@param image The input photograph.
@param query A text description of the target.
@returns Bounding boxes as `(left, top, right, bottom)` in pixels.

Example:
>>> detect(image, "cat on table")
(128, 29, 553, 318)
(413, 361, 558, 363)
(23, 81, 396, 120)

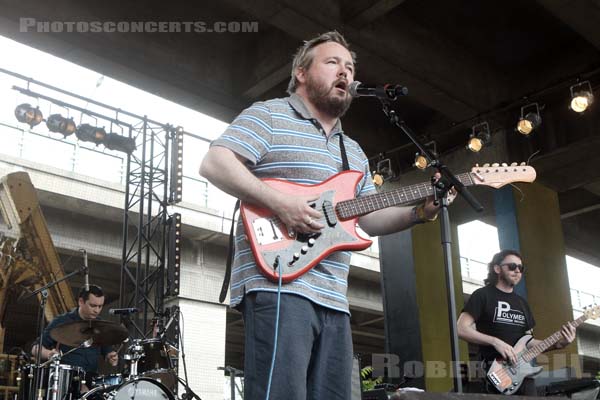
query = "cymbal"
(50, 319, 128, 347)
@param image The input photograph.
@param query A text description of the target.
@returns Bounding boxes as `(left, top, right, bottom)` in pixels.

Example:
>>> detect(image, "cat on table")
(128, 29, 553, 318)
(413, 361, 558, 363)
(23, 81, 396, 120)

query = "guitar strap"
(218, 133, 350, 303)
(338, 133, 350, 171)
(219, 199, 240, 303)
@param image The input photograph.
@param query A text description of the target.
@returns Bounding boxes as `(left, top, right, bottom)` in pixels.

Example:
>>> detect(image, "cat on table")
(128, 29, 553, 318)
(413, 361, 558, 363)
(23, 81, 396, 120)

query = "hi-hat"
(50, 320, 128, 347)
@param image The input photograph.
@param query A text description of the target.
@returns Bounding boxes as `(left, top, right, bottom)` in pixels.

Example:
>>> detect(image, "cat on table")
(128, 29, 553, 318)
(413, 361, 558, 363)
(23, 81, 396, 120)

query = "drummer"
(33, 285, 119, 381)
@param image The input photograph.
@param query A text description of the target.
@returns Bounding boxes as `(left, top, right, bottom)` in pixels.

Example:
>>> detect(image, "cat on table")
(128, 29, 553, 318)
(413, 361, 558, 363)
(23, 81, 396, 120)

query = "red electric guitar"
(240, 163, 536, 282)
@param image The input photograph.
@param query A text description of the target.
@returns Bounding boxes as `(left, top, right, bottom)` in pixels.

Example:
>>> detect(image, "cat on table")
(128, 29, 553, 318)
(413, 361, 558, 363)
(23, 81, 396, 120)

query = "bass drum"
(111, 378, 174, 400)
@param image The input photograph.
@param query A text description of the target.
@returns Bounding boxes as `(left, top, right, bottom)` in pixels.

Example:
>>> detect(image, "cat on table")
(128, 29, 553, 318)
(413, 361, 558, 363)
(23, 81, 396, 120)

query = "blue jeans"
(241, 291, 353, 400)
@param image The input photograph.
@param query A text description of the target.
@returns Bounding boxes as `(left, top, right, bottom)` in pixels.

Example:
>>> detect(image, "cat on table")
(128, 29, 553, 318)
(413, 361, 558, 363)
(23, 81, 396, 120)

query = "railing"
(570, 288, 600, 312)
(1, 121, 126, 183)
(0, 120, 217, 209)
(459, 256, 488, 282)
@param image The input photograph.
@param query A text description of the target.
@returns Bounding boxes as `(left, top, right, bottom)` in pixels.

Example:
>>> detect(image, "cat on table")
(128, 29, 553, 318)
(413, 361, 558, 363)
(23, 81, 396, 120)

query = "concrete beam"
(537, 0, 600, 50)
(243, 62, 291, 99)
(347, 0, 408, 28)
(222, 0, 508, 120)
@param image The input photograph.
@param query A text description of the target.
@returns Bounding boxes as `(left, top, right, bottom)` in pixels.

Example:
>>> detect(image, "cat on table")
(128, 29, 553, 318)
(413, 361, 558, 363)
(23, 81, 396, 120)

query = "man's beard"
(498, 270, 517, 287)
(305, 73, 353, 119)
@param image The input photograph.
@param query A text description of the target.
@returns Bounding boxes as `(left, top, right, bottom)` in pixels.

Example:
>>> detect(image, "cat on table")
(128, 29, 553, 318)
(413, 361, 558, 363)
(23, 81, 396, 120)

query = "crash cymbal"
(50, 319, 128, 347)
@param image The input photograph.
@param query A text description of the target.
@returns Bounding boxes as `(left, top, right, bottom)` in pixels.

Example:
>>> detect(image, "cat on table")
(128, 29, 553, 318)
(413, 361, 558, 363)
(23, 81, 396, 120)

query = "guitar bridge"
(488, 372, 501, 386)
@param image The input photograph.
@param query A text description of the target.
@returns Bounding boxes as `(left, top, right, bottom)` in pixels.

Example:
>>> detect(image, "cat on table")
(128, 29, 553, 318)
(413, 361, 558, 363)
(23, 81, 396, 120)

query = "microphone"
(348, 81, 408, 101)
(108, 307, 139, 315)
(82, 249, 89, 291)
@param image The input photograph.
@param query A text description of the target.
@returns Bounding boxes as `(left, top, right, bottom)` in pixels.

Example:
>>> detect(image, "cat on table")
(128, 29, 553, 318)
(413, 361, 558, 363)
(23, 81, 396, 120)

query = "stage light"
(376, 158, 393, 177)
(76, 124, 106, 145)
(14, 103, 43, 127)
(570, 81, 594, 113)
(516, 103, 542, 136)
(467, 122, 491, 153)
(167, 213, 181, 296)
(372, 172, 384, 187)
(414, 154, 429, 170)
(104, 133, 136, 154)
(169, 127, 184, 204)
(46, 114, 76, 137)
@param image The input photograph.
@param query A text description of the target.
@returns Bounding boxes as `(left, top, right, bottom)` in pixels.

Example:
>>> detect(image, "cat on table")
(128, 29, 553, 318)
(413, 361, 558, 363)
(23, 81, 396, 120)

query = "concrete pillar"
(177, 241, 229, 400)
(412, 220, 469, 391)
(379, 219, 468, 392)
(178, 298, 227, 400)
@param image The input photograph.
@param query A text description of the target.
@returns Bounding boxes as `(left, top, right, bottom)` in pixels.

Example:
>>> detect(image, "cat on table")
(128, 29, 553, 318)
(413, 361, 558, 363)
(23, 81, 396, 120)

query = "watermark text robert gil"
(20, 18, 259, 33)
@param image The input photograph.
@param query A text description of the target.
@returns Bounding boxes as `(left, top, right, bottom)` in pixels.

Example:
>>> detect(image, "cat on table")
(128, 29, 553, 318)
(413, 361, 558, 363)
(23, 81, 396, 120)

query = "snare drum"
(18, 363, 84, 400)
(137, 339, 176, 390)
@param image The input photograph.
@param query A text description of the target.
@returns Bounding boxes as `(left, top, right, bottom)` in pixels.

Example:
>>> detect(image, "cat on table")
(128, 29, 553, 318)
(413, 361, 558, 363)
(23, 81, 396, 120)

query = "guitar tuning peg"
(501, 163, 508, 167)
(520, 162, 526, 166)
(492, 163, 499, 167)
(475, 163, 479, 167)
(510, 162, 517, 166)
(483, 163, 490, 167)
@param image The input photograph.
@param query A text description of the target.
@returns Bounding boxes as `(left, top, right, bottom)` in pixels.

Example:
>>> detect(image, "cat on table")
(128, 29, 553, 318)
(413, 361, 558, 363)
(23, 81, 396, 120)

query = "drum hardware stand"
(218, 366, 243, 400)
(123, 339, 145, 378)
(20, 264, 89, 400)
(176, 376, 201, 400)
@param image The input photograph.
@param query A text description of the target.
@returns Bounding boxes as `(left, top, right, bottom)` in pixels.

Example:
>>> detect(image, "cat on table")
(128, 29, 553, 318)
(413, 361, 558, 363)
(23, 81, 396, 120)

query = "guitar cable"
(265, 255, 282, 400)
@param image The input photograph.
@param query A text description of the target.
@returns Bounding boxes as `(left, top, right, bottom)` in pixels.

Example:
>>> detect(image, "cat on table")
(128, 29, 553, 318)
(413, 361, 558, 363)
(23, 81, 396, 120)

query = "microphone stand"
(20, 264, 88, 400)
(378, 99, 484, 393)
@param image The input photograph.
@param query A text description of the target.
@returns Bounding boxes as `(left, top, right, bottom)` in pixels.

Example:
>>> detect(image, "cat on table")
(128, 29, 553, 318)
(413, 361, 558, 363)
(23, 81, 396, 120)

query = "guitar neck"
(521, 315, 587, 362)
(335, 172, 474, 219)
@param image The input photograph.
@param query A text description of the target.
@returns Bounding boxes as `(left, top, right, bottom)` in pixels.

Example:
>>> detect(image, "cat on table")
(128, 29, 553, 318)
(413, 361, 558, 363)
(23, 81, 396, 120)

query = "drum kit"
(17, 319, 179, 400)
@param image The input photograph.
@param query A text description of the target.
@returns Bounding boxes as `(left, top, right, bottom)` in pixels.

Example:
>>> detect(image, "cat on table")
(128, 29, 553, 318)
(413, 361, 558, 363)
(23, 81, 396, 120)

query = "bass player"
(457, 249, 576, 395)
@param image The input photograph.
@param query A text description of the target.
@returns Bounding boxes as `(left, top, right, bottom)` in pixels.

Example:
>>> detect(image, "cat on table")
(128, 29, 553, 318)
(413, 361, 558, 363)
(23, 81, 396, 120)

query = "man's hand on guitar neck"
(427, 172, 458, 218)
(556, 322, 576, 348)
(528, 322, 576, 351)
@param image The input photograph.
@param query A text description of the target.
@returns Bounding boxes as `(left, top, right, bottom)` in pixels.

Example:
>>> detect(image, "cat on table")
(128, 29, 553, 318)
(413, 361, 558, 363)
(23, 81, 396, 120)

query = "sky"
(1, 34, 598, 303)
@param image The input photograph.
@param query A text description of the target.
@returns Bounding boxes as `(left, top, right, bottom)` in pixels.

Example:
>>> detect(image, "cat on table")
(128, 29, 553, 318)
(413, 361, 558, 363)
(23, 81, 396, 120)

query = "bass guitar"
(241, 162, 536, 282)
(487, 305, 600, 395)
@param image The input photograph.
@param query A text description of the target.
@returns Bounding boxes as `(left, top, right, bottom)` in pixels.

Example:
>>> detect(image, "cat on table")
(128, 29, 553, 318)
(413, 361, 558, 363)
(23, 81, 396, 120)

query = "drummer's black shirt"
(41, 308, 112, 373)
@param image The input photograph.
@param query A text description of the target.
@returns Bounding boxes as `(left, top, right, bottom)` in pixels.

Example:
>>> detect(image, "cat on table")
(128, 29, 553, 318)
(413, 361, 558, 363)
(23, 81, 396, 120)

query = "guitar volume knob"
(301, 245, 309, 254)
(290, 253, 300, 264)
(308, 238, 316, 246)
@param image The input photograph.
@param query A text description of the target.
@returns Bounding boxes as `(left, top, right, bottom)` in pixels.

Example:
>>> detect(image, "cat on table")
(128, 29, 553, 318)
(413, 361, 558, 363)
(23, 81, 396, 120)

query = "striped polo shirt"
(211, 93, 376, 313)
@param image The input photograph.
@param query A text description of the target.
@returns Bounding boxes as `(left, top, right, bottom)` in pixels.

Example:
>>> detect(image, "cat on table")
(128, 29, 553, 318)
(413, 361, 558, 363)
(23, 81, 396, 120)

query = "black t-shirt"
(42, 308, 112, 373)
(462, 285, 535, 363)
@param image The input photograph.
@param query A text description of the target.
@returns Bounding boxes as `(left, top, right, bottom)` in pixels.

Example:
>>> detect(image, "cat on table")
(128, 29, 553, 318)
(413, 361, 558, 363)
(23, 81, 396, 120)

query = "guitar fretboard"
(521, 314, 586, 362)
(335, 172, 474, 219)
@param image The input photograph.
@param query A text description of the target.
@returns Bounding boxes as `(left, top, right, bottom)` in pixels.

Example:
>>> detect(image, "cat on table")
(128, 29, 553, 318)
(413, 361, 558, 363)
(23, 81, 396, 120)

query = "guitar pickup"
(322, 200, 337, 226)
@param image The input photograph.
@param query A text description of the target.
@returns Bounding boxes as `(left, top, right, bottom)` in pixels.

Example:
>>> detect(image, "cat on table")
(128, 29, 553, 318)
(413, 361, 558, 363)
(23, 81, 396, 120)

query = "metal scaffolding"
(2, 67, 181, 340)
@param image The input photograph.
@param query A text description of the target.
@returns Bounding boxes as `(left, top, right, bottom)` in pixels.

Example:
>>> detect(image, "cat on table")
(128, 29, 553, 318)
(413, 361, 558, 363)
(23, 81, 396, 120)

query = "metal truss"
(2, 67, 181, 341)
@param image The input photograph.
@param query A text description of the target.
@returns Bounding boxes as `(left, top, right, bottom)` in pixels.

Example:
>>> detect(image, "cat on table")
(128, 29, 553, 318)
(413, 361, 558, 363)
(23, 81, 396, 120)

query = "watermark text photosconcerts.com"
(20, 19, 259, 33)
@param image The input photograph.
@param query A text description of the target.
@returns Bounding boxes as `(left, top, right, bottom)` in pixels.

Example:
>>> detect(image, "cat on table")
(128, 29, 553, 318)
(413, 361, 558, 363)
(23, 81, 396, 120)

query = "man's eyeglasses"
(500, 262, 525, 273)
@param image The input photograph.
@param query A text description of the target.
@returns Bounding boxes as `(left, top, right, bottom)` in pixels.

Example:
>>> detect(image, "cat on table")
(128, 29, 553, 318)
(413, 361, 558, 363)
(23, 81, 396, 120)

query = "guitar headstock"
(470, 162, 536, 188)
(583, 304, 600, 320)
